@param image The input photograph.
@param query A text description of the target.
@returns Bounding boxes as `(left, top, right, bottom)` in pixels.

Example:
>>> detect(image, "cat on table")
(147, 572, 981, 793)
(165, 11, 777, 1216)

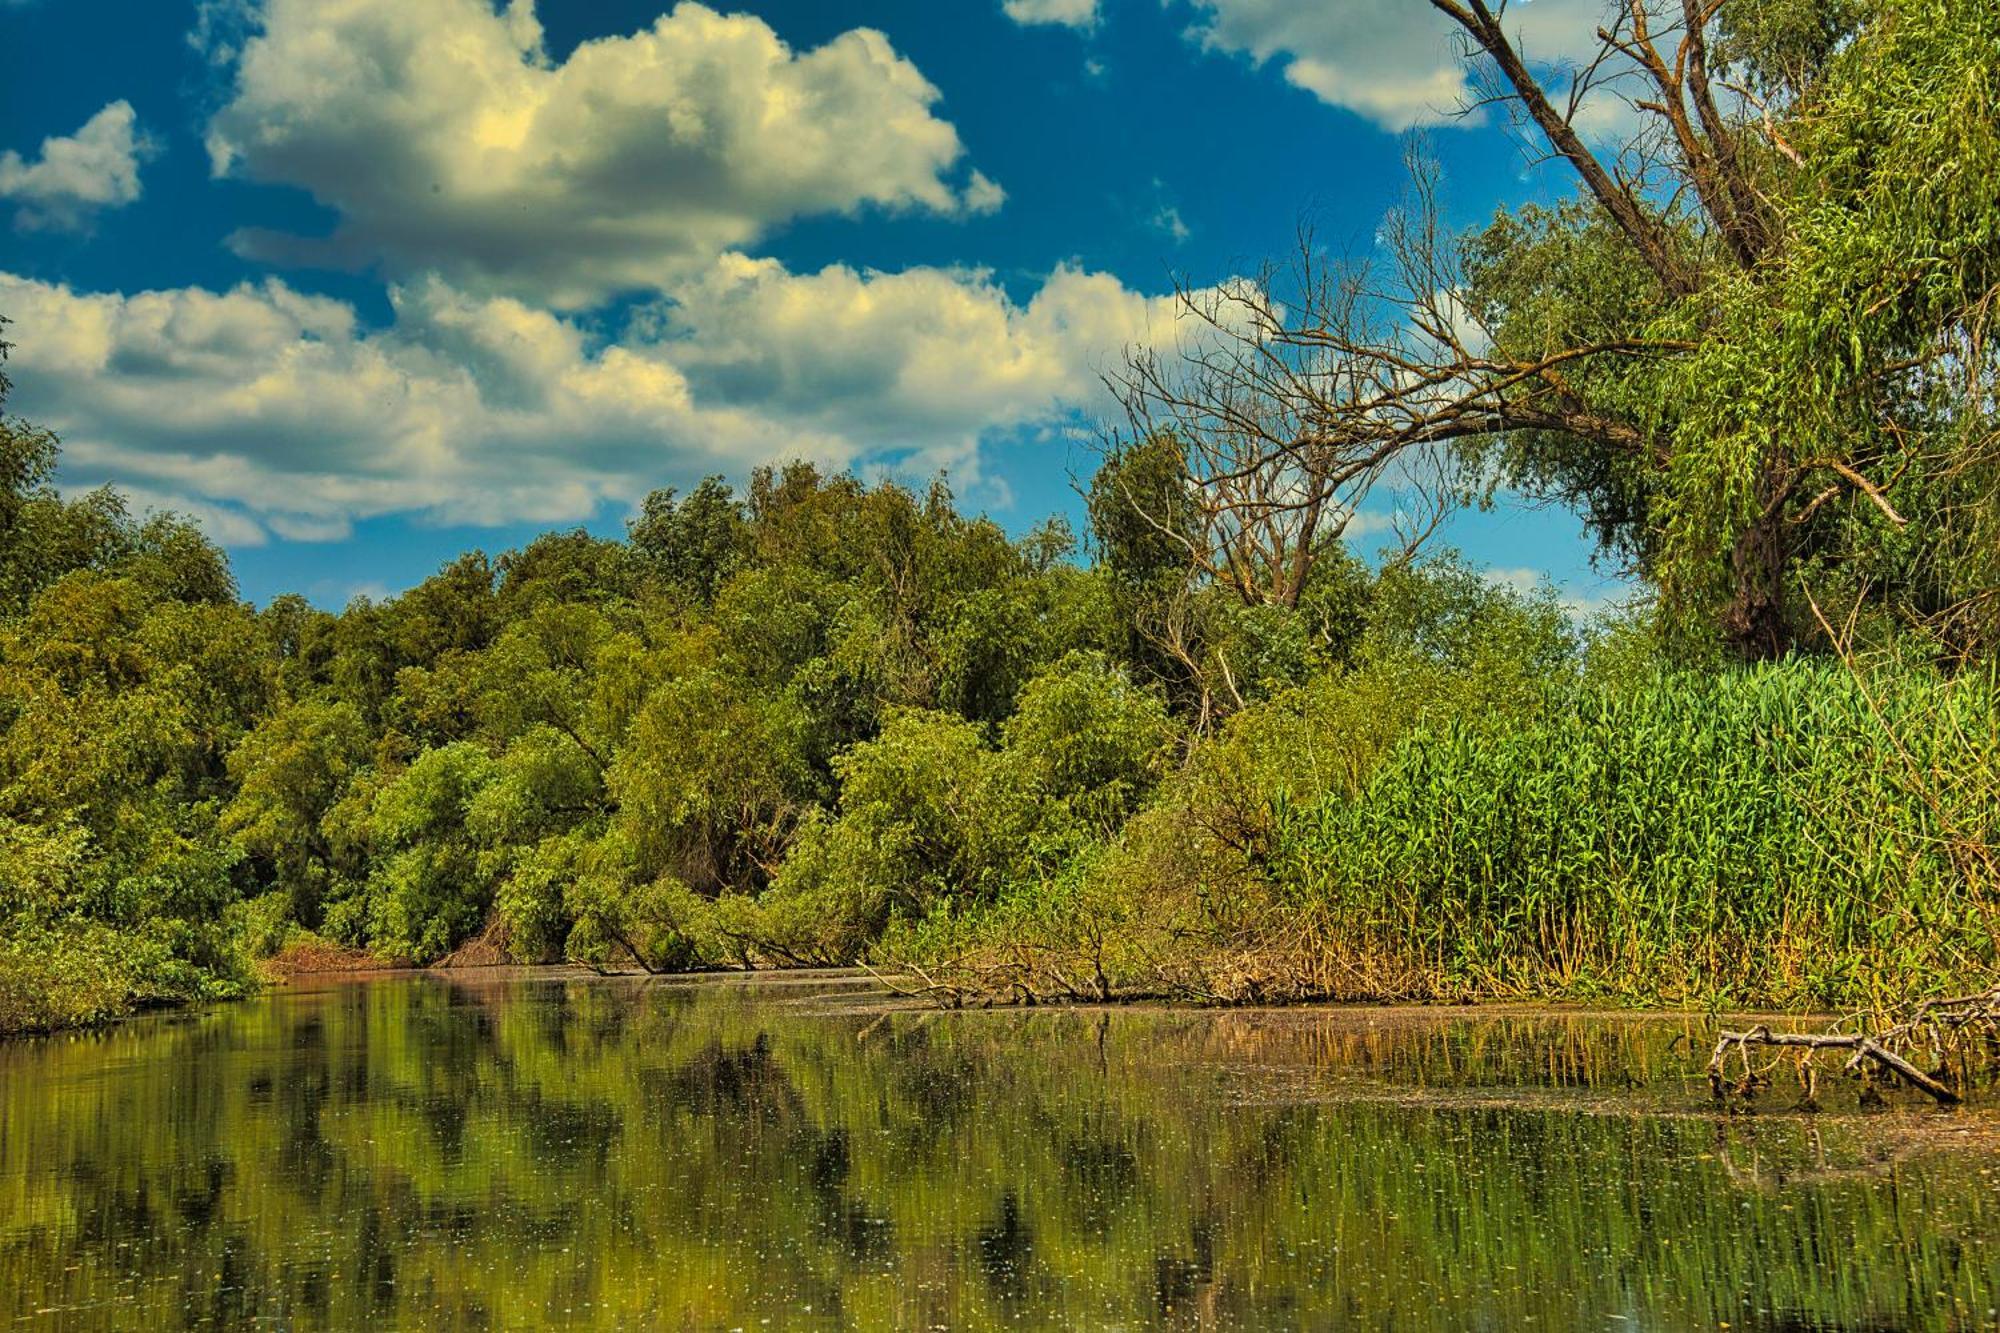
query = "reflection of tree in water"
(1747, 1317, 1909, 1333)
(515, 1091, 621, 1170)
(653, 1032, 805, 1125)
(1230, 1105, 1309, 1191)
(356, 1204, 401, 1319)
(1196, 1010, 1690, 1093)
(880, 1022, 979, 1148)
(68, 1157, 161, 1245)
(1153, 1215, 1217, 1321)
(418, 1088, 471, 1165)
(1059, 1131, 1138, 1238)
(6, 980, 2000, 1330)
(975, 1190, 1036, 1305)
(806, 1128, 895, 1262)
(171, 1156, 232, 1228)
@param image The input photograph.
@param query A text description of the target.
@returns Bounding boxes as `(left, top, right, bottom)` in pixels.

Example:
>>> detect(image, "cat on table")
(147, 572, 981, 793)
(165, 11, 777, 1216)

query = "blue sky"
(0, 0, 1629, 608)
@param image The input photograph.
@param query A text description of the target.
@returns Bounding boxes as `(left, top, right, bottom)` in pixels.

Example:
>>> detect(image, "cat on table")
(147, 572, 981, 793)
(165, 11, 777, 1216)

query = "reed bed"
(1272, 664, 2000, 1006)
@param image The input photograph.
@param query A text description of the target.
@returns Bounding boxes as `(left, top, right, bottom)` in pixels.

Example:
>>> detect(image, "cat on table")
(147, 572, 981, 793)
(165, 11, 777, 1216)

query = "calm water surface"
(4, 970, 1998, 1330)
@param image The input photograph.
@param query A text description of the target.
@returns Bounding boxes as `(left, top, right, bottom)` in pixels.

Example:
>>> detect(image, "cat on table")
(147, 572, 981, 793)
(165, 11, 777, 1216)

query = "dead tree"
(1106, 181, 1472, 613)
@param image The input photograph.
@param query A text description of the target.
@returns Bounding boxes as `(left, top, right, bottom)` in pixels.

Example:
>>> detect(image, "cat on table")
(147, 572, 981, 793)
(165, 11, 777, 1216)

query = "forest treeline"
(3, 0, 1998, 1031)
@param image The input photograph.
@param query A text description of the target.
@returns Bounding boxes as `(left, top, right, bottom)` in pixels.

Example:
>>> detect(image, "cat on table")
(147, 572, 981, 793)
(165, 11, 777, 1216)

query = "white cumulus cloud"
(201, 0, 1002, 308)
(0, 101, 149, 232)
(0, 257, 1192, 544)
(1185, 0, 1626, 132)
(654, 256, 1181, 455)
(1002, 0, 1100, 31)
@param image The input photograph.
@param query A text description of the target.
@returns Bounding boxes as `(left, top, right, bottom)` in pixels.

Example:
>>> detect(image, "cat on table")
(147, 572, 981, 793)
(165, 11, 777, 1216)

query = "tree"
(1000, 651, 1175, 834)
(1452, 0, 2000, 658)
(223, 698, 371, 927)
(1086, 433, 1198, 591)
(758, 708, 1025, 959)
(1107, 242, 1456, 613)
(496, 529, 641, 614)
(0, 326, 61, 613)
(628, 477, 747, 602)
(607, 668, 811, 896)
(1115, 0, 2000, 661)
(339, 741, 498, 962)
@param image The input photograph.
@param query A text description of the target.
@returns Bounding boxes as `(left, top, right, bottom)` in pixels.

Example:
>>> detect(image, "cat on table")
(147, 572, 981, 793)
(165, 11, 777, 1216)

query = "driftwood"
(861, 957, 972, 1008)
(1708, 989, 2000, 1108)
(864, 944, 1125, 1008)
(1708, 1025, 1960, 1105)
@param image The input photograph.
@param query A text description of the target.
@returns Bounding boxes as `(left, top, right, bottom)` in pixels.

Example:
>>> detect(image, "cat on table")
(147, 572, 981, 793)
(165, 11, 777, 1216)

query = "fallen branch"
(1711, 986, 2000, 1108)
(1708, 1023, 1961, 1106)
(859, 957, 970, 1009)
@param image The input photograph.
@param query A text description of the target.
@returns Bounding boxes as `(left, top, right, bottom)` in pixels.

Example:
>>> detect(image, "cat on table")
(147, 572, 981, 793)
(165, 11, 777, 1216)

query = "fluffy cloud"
(0, 258, 1186, 544)
(0, 269, 829, 540)
(112, 485, 275, 548)
(1002, 0, 1100, 31)
(202, 0, 1000, 307)
(0, 101, 149, 232)
(654, 257, 1179, 461)
(1185, 0, 1624, 131)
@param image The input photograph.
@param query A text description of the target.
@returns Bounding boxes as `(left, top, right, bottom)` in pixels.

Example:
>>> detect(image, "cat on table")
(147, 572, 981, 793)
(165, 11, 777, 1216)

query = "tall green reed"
(1273, 663, 2000, 1005)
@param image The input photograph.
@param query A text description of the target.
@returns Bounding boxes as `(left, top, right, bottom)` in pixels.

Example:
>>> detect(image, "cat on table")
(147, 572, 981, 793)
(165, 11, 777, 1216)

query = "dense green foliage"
(5, 377, 1994, 1021)
(1283, 668, 2000, 1001)
(0, 337, 264, 1031)
(3, 0, 1999, 1031)
(919, 655, 1999, 1009)
(1457, 0, 2000, 660)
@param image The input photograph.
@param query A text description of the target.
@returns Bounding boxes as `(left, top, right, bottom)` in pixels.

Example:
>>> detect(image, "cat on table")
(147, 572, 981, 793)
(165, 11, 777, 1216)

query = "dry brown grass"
(259, 934, 401, 978)
(435, 914, 515, 969)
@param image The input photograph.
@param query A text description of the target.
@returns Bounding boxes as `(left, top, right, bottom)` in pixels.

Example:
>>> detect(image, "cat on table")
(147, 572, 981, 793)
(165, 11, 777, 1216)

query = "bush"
(0, 916, 253, 1036)
(752, 710, 1023, 960)
(0, 925, 137, 1034)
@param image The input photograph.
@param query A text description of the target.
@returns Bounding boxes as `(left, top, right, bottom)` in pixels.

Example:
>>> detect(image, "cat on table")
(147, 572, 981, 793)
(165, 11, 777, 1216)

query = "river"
(3, 970, 1996, 1329)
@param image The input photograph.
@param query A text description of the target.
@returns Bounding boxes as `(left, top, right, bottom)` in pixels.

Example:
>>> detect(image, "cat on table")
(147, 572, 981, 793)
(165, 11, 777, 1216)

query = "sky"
(0, 0, 1634, 609)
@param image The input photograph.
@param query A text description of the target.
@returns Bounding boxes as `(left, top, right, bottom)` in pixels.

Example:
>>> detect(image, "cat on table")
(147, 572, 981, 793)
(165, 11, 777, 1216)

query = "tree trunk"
(1723, 481, 1792, 661)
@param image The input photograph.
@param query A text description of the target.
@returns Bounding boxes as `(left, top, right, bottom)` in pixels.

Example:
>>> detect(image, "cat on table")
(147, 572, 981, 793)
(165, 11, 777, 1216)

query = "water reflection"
(3, 973, 1997, 1329)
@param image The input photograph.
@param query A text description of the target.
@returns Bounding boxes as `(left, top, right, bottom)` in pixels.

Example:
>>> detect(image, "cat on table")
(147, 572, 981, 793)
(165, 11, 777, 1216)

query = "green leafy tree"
(1000, 651, 1175, 835)
(336, 742, 498, 963)
(629, 477, 748, 602)
(223, 698, 371, 929)
(758, 710, 1026, 960)
(1453, 0, 2000, 658)
(607, 668, 811, 896)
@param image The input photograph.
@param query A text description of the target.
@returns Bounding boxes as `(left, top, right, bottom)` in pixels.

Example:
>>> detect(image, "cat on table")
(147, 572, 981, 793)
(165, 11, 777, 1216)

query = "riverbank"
(29, 954, 1974, 1116)
(865, 665, 2000, 1014)
(30, 960, 1991, 1120)
(9, 434, 2000, 1045)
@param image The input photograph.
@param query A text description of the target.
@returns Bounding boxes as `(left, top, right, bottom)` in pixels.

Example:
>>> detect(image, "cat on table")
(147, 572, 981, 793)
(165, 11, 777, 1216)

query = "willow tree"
(1119, 0, 2000, 660)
